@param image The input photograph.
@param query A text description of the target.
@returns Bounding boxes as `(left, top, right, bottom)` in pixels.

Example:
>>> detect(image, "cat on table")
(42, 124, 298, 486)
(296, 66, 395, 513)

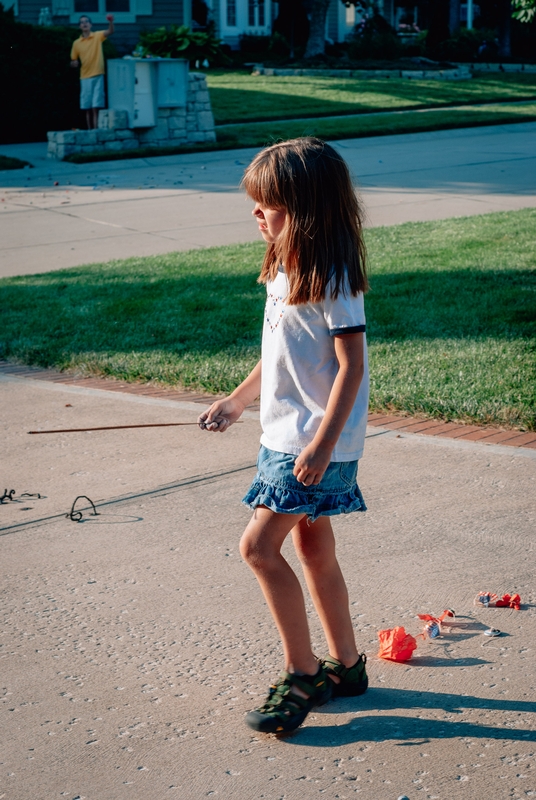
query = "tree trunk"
(498, 0, 512, 57)
(449, 0, 461, 34)
(426, 0, 450, 55)
(303, 0, 331, 58)
(382, 0, 395, 28)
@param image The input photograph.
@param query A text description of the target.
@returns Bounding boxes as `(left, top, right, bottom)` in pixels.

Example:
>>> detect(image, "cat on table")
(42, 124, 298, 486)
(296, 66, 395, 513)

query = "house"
(5, 0, 190, 55)
(6, 0, 404, 54)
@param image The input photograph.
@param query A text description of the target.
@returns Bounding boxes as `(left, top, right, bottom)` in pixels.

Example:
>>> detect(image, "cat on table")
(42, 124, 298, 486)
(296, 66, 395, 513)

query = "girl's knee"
(239, 531, 257, 565)
(294, 528, 336, 571)
(296, 542, 333, 571)
(239, 529, 271, 569)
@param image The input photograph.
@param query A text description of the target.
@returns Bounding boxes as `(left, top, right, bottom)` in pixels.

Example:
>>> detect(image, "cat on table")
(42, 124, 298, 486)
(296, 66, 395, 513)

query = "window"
(226, 0, 236, 26)
(69, 0, 139, 24)
(105, 0, 130, 10)
(247, 0, 265, 27)
(75, 0, 98, 11)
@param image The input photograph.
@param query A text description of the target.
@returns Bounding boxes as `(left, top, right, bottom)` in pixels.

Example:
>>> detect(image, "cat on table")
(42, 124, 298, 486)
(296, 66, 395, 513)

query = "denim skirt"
(242, 445, 366, 522)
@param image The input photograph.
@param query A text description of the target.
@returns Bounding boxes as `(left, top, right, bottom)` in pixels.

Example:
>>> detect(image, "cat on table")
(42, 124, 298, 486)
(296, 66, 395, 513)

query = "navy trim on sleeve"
(329, 325, 366, 336)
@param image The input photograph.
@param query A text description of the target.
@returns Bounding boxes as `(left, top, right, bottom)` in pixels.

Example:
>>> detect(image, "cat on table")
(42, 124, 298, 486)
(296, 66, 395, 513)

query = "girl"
(198, 137, 369, 734)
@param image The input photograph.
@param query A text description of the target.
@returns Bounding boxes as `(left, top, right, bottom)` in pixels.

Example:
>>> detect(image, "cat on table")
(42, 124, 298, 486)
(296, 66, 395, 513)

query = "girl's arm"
(197, 359, 262, 433)
(293, 333, 364, 485)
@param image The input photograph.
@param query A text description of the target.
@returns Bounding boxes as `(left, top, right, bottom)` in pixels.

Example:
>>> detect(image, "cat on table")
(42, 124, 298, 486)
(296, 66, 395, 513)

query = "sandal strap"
(324, 653, 367, 679)
(256, 669, 328, 717)
(281, 670, 328, 696)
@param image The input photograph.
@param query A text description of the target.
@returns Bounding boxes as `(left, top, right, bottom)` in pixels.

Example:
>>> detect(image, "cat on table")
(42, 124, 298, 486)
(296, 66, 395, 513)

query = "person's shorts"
(80, 74, 105, 110)
(242, 445, 366, 522)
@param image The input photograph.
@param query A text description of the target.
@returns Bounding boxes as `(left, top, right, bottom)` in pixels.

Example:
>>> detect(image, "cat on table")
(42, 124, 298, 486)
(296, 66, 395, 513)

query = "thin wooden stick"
(28, 422, 210, 434)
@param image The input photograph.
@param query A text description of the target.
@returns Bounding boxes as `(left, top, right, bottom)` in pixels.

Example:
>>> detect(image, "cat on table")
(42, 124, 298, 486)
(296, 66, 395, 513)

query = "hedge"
(0, 4, 116, 143)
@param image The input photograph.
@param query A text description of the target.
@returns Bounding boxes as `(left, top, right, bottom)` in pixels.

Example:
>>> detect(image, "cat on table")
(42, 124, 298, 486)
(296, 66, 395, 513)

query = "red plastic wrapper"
(417, 609, 455, 624)
(377, 626, 418, 662)
(416, 608, 455, 638)
(495, 593, 521, 610)
(475, 591, 522, 610)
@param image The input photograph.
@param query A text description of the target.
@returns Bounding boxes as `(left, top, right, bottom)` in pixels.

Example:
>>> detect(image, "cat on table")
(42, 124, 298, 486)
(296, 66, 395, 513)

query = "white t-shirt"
(260, 268, 369, 461)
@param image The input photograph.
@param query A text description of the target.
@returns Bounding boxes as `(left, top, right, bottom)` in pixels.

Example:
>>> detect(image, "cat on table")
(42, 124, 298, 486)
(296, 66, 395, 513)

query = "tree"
(511, 0, 536, 21)
(303, 0, 332, 57)
(272, 0, 310, 55)
(495, 0, 512, 57)
(304, 0, 378, 59)
(449, 0, 461, 33)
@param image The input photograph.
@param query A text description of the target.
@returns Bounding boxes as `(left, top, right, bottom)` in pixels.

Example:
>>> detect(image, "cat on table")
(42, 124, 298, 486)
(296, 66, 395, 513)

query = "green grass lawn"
(1, 209, 534, 429)
(216, 101, 536, 148)
(65, 74, 536, 164)
(66, 101, 536, 164)
(207, 72, 536, 124)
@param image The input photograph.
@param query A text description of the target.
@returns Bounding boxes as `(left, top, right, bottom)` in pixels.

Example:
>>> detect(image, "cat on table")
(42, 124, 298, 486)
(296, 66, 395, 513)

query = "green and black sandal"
(245, 665, 332, 734)
(322, 653, 368, 698)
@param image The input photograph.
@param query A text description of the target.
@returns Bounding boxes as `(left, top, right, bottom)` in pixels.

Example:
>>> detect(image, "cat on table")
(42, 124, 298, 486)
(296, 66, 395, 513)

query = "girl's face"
(252, 202, 287, 243)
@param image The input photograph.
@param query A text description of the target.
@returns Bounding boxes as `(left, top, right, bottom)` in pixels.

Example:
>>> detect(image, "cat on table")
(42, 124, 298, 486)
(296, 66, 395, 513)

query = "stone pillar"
(47, 73, 216, 159)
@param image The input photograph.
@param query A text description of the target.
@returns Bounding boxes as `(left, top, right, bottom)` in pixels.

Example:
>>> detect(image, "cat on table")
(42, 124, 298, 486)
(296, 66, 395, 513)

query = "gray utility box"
(107, 58, 189, 128)
(156, 59, 189, 107)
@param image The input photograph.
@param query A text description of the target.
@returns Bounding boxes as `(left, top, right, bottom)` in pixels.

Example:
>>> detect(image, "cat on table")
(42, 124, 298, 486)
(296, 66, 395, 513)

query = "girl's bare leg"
(239, 507, 319, 677)
(291, 516, 359, 668)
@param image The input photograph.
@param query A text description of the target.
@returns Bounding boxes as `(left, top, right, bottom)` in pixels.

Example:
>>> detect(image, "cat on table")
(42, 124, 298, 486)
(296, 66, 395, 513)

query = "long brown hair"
(242, 137, 368, 305)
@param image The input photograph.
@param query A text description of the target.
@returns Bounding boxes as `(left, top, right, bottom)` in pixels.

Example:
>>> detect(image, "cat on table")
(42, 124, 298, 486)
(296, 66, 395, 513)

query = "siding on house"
(17, 0, 185, 54)
(16, 0, 378, 54)
(17, 0, 45, 25)
(326, 0, 359, 46)
(207, 0, 274, 49)
(326, 0, 338, 43)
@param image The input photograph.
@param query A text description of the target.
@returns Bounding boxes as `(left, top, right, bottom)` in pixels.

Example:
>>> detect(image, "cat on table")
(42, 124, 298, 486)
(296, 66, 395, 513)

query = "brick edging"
(367, 413, 536, 450)
(1, 361, 534, 450)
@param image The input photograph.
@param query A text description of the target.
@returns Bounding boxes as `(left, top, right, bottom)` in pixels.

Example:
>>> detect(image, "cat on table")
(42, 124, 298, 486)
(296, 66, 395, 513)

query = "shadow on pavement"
(285, 687, 536, 746)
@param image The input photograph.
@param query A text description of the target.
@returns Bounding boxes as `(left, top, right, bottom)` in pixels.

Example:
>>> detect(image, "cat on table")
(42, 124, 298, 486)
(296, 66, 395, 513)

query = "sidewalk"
(1, 369, 535, 799)
(3, 360, 535, 452)
(1, 121, 536, 277)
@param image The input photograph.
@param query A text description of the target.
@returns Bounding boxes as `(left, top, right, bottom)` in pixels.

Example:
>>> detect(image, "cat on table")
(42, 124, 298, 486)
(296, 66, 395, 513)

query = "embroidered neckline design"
(265, 292, 286, 332)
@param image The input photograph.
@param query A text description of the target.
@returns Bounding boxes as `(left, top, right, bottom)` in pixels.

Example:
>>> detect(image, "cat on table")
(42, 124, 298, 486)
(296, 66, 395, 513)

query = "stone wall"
(252, 65, 473, 80)
(460, 63, 536, 73)
(47, 73, 215, 161)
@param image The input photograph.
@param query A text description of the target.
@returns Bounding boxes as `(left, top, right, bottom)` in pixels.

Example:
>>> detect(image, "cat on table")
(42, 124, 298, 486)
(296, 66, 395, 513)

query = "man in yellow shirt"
(70, 14, 115, 130)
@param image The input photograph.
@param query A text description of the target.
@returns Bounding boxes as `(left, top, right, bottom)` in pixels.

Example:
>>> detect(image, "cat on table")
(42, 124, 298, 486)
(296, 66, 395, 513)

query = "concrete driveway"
(1, 121, 536, 277)
(1, 371, 535, 800)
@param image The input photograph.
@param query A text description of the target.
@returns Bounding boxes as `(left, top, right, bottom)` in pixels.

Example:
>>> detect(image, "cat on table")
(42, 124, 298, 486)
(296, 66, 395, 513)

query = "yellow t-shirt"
(71, 30, 106, 79)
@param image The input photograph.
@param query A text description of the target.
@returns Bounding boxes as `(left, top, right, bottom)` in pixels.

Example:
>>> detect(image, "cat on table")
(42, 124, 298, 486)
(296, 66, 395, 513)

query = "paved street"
(1, 121, 536, 277)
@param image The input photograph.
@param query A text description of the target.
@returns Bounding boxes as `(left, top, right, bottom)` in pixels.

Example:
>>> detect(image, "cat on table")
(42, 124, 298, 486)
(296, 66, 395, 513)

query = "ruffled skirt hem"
(242, 477, 366, 522)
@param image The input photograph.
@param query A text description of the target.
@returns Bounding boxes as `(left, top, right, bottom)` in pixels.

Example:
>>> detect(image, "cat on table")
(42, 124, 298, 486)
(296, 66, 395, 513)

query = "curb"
(2, 361, 534, 451)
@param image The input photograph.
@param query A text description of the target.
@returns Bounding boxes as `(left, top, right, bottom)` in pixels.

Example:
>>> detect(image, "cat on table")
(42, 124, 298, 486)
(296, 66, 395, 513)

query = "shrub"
(0, 4, 117, 143)
(268, 32, 292, 58)
(346, 12, 402, 60)
(435, 27, 499, 62)
(234, 32, 292, 65)
(239, 33, 271, 59)
(137, 23, 230, 65)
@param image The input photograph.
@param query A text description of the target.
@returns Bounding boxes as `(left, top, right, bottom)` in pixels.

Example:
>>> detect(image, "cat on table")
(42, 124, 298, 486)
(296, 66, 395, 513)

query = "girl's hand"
(197, 397, 245, 433)
(293, 443, 332, 486)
